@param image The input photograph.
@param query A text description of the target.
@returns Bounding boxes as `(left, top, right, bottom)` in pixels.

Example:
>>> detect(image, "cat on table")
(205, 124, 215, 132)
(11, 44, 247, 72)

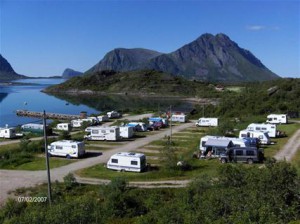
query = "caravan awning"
(204, 139, 232, 147)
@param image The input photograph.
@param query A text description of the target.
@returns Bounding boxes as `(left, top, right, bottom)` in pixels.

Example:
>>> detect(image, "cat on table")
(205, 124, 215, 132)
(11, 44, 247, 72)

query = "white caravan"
(266, 114, 288, 124)
(199, 135, 251, 152)
(84, 126, 121, 141)
(195, 118, 218, 127)
(56, 123, 72, 132)
(0, 127, 16, 139)
(119, 126, 134, 138)
(171, 114, 187, 123)
(107, 152, 146, 172)
(47, 140, 85, 158)
(71, 117, 98, 128)
(97, 115, 109, 122)
(107, 111, 121, 118)
(239, 130, 271, 145)
(247, 123, 277, 138)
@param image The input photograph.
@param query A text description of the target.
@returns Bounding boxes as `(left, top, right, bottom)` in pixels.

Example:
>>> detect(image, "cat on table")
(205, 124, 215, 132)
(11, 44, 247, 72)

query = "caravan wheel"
(66, 154, 71, 159)
(247, 158, 253, 164)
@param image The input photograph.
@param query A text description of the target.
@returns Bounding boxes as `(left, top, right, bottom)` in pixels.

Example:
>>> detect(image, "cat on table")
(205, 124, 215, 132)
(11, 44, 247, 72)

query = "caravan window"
(56, 146, 63, 150)
(111, 159, 118, 163)
(71, 145, 76, 149)
(110, 130, 114, 133)
(241, 134, 247, 138)
(131, 161, 138, 165)
(101, 130, 106, 133)
(92, 130, 99, 134)
(202, 141, 206, 147)
(262, 128, 267, 131)
(255, 127, 261, 131)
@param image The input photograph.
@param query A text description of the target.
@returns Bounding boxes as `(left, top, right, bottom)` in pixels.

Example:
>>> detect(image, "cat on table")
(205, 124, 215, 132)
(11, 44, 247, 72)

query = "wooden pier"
(16, 110, 84, 120)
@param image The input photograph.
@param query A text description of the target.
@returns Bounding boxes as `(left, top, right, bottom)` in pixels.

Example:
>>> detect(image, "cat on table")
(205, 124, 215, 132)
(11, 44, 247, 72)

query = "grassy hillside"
(44, 70, 221, 97)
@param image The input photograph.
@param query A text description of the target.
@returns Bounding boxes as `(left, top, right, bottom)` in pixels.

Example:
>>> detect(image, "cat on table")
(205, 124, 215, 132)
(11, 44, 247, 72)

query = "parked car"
(219, 147, 264, 164)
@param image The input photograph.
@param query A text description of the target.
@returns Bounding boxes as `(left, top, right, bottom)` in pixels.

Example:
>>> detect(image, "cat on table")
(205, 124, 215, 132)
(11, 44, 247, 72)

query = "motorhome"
(56, 123, 72, 132)
(119, 126, 134, 138)
(246, 123, 277, 138)
(107, 152, 146, 172)
(171, 114, 187, 123)
(195, 118, 218, 127)
(219, 147, 264, 164)
(47, 140, 85, 158)
(266, 114, 288, 124)
(0, 127, 16, 139)
(21, 123, 52, 134)
(84, 126, 121, 141)
(107, 111, 121, 119)
(239, 130, 271, 145)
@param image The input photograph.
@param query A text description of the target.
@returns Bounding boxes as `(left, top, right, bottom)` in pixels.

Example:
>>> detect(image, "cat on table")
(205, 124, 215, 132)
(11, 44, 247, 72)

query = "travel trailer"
(195, 118, 218, 127)
(107, 152, 146, 172)
(56, 123, 72, 132)
(266, 114, 288, 124)
(199, 135, 252, 152)
(202, 139, 234, 158)
(21, 123, 52, 134)
(107, 111, 121, 118)
(84, 126, 121, 141)
(246, 123, 277, 138)
(71, 117, 98, 128)
(171, 114, 187, 123)
(239, 130, 271, 145)
(47, 140, 85, 158)
(0, 127, 16, 139)
(119, 126, 134, 138)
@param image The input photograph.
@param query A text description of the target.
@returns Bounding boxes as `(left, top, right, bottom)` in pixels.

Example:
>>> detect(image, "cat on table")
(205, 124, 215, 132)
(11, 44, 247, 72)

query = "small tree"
(63, 173, 77, 190)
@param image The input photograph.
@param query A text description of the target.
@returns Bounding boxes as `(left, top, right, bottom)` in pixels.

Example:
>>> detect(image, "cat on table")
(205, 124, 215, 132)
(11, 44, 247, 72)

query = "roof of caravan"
(204, 139, 232, 147)
(112, 152, 145, 158)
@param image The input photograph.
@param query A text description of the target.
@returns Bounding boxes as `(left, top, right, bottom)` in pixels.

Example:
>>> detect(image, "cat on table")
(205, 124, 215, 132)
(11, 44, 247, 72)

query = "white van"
(266, 114, 288, 124)
(239, 130, 271, 145)
(107, 152, 146, 172)
(0, 127, 16, 139)
(195, 118, 218, 127)
(246, 123, 277, 138)
(107, 111, 121, 118)
(84, 126, 121, 141)
(48, 140, 85, 158)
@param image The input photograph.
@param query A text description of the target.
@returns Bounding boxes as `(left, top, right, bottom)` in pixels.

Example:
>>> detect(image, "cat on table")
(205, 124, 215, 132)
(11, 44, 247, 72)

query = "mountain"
(88, 48, 163, 73)
(62, 68, 83, 79)
(88, 33, 280, 83)
(0, 55, 25, 81)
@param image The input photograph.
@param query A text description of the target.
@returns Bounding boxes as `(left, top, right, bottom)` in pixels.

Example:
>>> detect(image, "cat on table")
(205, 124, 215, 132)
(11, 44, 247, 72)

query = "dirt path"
(274, 120, 300, 161)
(0, 121, 193, 205)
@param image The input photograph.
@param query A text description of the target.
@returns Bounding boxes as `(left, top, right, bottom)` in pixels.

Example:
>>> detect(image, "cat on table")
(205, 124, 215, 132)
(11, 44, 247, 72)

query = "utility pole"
(169, 105, 172, 144)
(43, 110, 52, 205)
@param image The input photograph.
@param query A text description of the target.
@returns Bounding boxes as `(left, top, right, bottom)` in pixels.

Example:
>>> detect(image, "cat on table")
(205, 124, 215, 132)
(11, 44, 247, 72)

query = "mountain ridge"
(0, 55, 26, 81)
(88, 33, 279, 83)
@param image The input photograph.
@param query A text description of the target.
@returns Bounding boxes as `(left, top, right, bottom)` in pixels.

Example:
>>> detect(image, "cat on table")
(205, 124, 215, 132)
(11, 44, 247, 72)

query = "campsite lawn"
(2, 156, 75, 170)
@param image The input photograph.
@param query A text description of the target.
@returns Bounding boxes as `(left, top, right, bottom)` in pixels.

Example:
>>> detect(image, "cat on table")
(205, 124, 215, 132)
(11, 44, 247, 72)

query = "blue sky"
(1, 0, 299, 77)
